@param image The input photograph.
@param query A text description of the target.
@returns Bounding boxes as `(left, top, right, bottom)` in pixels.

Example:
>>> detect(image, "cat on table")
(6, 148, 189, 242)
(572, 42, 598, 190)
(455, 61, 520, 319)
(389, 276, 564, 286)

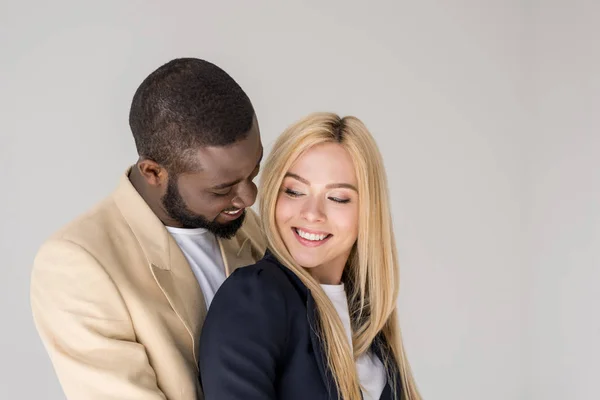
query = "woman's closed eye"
(283, 188, 303, 198)
(284, 187, 352, 204)
(328, 196, 351, 204)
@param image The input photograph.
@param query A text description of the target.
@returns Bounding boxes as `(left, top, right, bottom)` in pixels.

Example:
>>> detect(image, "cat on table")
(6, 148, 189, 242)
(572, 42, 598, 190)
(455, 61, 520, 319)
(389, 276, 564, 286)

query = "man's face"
(161, 119, 263, 238)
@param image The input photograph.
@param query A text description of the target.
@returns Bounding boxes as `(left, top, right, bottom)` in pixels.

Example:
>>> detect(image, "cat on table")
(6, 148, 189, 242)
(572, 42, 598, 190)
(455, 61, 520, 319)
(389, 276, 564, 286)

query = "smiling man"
(30, 58, 267, 400)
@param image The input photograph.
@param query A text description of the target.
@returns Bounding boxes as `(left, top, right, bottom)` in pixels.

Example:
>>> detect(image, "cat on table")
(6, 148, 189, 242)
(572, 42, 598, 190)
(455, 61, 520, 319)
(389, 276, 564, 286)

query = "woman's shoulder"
(215, 253, 303, 304)
(200, 255, 294, 359)
(229, 254, 287, 285)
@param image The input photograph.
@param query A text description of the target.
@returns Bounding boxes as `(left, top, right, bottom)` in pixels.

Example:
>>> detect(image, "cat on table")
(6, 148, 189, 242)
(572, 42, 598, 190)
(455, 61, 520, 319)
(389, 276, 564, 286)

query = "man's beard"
(161, 178, 245, 239)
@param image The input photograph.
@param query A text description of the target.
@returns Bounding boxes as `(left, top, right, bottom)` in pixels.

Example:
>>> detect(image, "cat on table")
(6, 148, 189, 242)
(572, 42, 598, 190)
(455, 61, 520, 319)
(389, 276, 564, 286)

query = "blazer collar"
(113, 168, 256, 272)
(112, 169, 171, 270)
(112, 168, 258, 367)
(111, 170, 205, 368)
(263, 251, 401, 399)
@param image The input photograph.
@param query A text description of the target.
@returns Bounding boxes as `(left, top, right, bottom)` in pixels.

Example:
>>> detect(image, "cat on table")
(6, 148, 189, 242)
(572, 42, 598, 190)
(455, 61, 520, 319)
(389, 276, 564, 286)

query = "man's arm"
(31, 238, 167, 400)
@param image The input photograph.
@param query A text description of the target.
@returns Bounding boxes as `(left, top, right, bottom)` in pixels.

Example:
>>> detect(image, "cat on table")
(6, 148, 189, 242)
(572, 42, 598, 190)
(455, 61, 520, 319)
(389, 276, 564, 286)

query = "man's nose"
(231, 181, 258, 209)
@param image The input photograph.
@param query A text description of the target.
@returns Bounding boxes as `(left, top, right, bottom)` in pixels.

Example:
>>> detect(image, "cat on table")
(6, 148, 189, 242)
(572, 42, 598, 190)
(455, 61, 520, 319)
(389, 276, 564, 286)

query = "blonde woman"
(198, 112, 421, 400)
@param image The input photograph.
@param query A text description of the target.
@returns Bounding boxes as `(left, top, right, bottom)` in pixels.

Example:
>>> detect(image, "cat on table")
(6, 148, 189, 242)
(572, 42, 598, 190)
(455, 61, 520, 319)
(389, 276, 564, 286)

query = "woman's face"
(275, 143, 359, 284)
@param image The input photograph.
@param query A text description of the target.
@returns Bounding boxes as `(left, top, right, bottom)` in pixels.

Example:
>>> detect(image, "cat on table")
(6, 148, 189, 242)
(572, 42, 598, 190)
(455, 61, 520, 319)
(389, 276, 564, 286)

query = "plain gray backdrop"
(1, 1, 598, 399)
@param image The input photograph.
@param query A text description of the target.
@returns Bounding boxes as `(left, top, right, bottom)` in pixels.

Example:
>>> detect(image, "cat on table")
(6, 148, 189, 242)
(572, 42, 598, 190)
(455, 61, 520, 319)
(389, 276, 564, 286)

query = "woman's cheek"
(275, 196, 294, 224)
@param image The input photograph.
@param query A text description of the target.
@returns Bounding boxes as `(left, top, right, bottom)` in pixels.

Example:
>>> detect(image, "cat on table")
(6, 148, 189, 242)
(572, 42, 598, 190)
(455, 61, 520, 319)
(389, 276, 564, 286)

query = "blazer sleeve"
(30, 239, 167, 400)
(199, 264, 288, 400)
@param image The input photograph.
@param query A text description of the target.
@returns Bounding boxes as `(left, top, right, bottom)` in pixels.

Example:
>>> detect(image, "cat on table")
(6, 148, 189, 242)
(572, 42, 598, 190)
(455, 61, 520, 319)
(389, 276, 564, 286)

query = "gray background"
(1, 1, 597, 399)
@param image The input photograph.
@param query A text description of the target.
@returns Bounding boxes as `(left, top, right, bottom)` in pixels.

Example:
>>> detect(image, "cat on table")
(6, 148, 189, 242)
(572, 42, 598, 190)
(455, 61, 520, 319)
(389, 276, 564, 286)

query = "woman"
(199, 112, 421, 400)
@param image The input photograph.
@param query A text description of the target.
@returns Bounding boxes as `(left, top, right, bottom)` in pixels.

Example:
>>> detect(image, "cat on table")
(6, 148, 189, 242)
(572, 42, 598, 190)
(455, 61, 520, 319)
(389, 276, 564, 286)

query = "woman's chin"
(289, 254, 322, 270)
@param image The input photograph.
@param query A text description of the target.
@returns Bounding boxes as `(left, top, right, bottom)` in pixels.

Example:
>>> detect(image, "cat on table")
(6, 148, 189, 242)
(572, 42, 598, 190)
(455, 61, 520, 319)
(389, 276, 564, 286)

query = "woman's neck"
(305, 261, 346, 285)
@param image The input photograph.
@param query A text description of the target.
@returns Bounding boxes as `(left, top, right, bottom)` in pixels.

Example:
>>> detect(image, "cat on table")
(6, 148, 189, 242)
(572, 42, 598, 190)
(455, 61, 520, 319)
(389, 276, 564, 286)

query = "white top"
(320, 283, 387, 400)
(166, 226, 226, 309)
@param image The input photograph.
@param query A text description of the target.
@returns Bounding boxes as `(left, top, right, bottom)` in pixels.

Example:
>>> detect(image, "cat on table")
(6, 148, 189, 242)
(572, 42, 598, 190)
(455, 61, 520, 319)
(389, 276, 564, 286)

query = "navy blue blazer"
(198, 251, 403, 399)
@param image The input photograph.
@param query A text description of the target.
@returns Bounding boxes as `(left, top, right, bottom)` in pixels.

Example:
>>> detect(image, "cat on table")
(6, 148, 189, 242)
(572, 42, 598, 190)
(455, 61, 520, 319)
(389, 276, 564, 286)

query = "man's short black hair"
(129, 58, 255, 173)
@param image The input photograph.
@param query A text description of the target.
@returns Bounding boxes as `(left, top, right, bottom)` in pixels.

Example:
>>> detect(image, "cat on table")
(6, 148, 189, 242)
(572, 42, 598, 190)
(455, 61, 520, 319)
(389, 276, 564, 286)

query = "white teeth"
(224, 209, 240, 215)
(296, 229, 328, 241)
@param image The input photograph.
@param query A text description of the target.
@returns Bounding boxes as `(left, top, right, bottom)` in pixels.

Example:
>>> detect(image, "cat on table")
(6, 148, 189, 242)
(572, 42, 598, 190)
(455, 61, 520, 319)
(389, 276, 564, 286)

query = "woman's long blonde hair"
(259, 112, 421, 400)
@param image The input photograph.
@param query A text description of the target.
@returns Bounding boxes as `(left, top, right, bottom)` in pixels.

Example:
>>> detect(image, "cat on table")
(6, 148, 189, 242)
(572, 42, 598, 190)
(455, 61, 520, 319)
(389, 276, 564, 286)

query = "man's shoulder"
(38, 170, 150, 258)
(30, 194, 122, 294)
(43, 194, 123, 249)
(32, 172, 142, 272)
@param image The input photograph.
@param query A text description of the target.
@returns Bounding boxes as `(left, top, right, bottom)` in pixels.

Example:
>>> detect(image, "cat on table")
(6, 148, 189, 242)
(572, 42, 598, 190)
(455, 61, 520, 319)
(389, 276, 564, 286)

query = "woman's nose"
(300, 197, 326, 223)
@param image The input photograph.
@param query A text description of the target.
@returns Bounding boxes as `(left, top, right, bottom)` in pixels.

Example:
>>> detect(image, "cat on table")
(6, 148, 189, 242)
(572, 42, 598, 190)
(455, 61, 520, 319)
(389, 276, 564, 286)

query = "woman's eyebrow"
(284, 173, 357, 192)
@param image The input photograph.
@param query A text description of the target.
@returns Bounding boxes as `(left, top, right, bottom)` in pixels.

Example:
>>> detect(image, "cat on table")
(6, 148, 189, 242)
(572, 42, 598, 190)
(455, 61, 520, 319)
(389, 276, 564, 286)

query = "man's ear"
(137, 159, 169, 187)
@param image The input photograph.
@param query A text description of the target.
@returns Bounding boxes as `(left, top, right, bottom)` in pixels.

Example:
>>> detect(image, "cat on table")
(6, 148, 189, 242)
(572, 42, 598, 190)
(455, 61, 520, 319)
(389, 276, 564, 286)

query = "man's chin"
(208, 210, 246, 239)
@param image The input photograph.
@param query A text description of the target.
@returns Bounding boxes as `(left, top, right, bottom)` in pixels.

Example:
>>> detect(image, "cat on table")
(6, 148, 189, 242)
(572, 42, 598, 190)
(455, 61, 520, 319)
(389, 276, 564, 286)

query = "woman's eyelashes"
(283, 187, 351, 204)
(283, 188, 303, 198)
(329, 197, 351, 204)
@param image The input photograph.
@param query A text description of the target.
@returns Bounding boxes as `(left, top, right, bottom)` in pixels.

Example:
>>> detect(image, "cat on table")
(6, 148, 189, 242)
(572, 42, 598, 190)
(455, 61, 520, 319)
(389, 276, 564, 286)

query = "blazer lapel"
(218, 236, 257, 277)
(271, 255, 401, 400)
(306, 292, 341, 399)
(218, 208, 267, 276)
(269, 259, 341, 399)
(371, 335, 402, 399)
(307, 294, 396, 400)
(113, 170, 205, 368)
(307, 292, 401, 400)
(150, 238, 206, 369)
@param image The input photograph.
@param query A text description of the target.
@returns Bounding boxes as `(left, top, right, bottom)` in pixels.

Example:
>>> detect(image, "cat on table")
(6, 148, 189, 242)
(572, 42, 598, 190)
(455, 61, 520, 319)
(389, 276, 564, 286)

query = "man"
(30, 58, 266, 399)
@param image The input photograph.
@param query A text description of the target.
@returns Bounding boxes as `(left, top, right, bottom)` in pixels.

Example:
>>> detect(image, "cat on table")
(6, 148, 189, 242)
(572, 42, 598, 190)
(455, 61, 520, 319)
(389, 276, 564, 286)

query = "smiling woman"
(276, 142, 359, 285)
(199, 112, 422, 400)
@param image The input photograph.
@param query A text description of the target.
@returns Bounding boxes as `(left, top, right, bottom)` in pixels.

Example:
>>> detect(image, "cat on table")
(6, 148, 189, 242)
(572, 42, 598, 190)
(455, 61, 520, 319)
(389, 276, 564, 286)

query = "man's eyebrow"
(210, 149, 264, 190)
(210, 179, 242, 190)
(284, 172, 358, 192)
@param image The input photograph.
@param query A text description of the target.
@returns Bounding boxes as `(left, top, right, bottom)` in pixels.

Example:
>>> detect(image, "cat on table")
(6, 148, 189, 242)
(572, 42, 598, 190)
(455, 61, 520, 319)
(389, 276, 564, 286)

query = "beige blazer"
(30, 171, 267, 400)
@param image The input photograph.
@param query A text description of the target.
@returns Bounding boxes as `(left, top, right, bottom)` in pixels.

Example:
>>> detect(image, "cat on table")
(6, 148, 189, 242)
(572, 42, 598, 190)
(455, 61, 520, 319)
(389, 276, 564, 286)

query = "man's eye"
(213, 189, 232, 196)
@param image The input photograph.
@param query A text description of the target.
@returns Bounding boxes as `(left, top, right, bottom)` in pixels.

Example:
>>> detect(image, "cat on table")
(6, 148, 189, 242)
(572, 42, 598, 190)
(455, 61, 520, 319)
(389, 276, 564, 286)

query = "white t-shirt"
(320, 283, 387, 400)
(166, 226, 226, 309)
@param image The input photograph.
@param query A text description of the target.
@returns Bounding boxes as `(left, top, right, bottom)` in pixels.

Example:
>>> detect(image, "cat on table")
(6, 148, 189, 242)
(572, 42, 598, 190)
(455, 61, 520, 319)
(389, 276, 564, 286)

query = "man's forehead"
(202, 130, 261, 163)
(190, 131, 262, 184)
